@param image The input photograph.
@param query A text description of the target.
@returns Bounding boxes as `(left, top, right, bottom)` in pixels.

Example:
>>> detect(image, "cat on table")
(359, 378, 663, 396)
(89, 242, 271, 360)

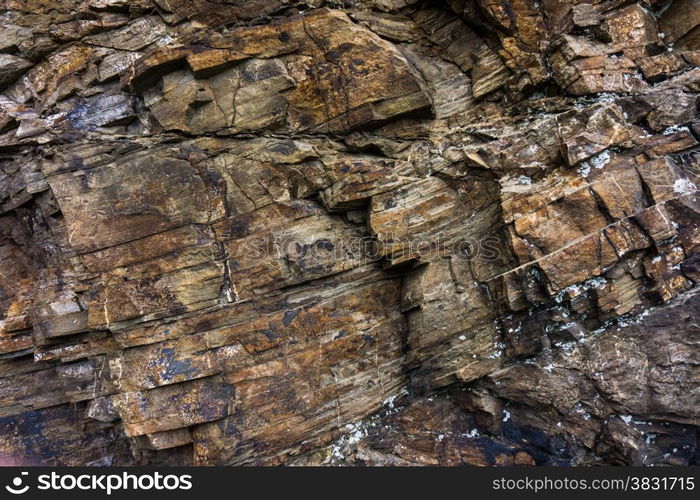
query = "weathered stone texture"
(0, 0, 697, 466)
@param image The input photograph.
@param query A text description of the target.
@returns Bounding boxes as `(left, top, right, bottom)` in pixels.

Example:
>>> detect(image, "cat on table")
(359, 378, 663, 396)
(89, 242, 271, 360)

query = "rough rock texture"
(0, 0, 698, 466)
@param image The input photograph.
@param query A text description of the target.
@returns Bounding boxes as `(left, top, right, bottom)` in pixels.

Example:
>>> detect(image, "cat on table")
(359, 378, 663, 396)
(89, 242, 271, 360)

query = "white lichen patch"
(673, 178, 696, 195)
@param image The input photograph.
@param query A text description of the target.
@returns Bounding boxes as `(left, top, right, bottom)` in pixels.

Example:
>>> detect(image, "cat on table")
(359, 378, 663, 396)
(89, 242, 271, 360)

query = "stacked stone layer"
(0, 0, 697, 465)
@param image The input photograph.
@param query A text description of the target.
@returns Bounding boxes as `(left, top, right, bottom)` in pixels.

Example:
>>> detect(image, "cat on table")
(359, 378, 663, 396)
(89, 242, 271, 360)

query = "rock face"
(0, 0, 698, 466)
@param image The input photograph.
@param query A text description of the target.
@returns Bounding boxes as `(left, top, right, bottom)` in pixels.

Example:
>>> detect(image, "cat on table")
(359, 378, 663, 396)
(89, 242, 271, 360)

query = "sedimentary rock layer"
(0, 0, 698, 466)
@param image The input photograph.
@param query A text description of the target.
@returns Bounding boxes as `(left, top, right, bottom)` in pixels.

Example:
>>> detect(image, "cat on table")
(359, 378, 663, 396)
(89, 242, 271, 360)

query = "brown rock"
(0, 0, 697, 468)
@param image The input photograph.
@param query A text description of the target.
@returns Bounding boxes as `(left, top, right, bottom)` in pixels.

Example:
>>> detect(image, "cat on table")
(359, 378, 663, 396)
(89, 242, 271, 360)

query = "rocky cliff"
(0, 0, 698, 466)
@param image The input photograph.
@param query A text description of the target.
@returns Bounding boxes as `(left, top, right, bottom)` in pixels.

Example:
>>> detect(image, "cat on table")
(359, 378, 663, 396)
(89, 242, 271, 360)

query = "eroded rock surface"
(0, 0, 698, 466)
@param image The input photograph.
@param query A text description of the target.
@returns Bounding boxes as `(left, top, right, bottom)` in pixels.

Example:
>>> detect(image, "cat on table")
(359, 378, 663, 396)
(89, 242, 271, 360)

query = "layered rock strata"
(0, 0, 698, 466)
